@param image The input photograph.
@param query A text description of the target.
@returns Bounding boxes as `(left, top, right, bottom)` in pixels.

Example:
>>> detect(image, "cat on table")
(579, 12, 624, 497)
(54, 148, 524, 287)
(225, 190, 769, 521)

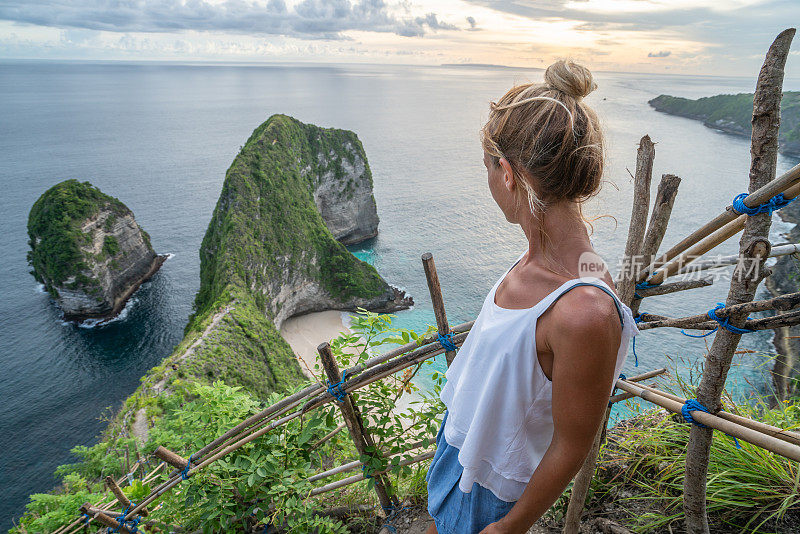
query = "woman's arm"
(480, 291, 622, 534)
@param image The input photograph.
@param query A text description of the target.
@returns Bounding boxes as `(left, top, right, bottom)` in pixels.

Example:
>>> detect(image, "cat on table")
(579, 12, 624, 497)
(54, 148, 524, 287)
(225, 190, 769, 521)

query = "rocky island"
(27, 179, 165, 321)
(649, 92, 800, 157)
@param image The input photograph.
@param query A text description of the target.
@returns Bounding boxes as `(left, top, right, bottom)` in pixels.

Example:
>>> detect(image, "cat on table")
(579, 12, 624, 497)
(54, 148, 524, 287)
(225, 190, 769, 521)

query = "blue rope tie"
(180, 455, 194, 481)
(732, 192, 794, 216)
(707, 303, 754, 334)
(437, 332, 458, 352)
(682, 399, 741, 449)
(609, 374, 628, 407)
(634, 276, 662, 300)
(630, 315, 642, 367)
(380, 505, 410, 534)
(82, 512, 92, 524)
(326, 370, 349, 402)
(681, 303, 754, 338)
(361, 464, 373, 479)
(110, 505, 140, 533)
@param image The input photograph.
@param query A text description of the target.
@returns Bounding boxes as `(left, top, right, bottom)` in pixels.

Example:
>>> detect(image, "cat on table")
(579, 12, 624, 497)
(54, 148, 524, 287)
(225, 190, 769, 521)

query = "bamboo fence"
(56, 26, 800, 534)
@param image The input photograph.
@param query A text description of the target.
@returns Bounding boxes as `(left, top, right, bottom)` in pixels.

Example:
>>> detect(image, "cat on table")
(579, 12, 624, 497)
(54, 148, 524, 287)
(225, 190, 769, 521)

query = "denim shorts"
(426, 411, 516, 534)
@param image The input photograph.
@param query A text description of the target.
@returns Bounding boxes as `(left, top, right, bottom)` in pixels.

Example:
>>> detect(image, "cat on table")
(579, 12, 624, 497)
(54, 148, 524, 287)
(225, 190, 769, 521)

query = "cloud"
(648, 50, 671, 57)
(396, 13, 458, 37)
(466, 16, 478, 30)
(0, 0, 458, 39)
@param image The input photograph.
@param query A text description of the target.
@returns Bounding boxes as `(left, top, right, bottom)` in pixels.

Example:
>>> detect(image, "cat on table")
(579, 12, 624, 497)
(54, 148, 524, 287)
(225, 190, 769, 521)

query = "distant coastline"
(649, 92, 800, 157)
(440, 62, 540, 70)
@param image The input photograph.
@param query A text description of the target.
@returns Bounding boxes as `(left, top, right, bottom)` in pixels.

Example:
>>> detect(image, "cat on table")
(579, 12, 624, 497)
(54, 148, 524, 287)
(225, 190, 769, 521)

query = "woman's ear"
(498, 157, 515, 192)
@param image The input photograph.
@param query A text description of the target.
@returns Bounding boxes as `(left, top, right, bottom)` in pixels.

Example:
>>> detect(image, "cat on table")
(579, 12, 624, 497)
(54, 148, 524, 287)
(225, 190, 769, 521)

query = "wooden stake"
(683, 28, 795, 534)
(153, 446, 188, 470)
(105, 476, 148, 516)
(565, 135, 654, 534)
(317, 342, 398, 512)
(634, 277, 713, 299)
(422, 252, 456, 366)
(631, 173, 681, 315)
(615, 135, 655, 305)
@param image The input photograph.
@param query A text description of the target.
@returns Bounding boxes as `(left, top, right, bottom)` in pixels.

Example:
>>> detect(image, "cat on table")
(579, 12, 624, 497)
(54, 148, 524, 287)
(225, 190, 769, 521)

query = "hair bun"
(544, 60, 597, 100)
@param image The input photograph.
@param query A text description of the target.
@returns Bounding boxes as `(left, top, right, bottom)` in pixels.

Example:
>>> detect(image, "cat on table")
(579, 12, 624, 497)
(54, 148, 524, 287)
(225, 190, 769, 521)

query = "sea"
(1, 60, 799, 529)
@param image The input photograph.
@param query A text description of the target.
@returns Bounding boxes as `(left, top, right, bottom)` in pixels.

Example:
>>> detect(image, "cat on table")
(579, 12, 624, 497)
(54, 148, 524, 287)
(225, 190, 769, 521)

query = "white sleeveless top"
(440, 251, 639, 502)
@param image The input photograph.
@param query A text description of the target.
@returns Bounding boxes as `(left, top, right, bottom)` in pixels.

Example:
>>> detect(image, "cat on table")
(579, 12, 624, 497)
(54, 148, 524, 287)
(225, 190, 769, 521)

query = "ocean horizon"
(1, 59, 799, 529)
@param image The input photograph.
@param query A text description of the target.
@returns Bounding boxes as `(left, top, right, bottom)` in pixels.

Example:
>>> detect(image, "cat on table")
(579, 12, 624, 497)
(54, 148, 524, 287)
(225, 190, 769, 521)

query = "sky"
(0, 0, 797, 75)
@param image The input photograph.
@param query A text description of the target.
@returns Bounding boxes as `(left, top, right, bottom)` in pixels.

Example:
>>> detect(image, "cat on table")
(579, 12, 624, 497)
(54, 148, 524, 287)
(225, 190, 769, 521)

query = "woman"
(425, 60, 638, 534)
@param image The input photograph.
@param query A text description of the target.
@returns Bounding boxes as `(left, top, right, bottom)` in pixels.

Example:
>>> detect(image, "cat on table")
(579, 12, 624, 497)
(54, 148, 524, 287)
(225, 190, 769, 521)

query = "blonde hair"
(481, 60, 604, 215)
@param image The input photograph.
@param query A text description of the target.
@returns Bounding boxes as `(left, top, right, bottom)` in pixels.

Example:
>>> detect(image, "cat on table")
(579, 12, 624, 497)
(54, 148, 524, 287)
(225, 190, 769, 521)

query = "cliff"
(649, 92, 800, 157)
(27, 180, 165, 320)
(193, 114, 410, 330)
(764, 200, 800, 400)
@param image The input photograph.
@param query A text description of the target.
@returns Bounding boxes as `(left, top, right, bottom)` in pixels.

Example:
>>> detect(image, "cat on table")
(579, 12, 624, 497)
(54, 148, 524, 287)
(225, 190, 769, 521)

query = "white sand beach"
(281, 309, 421, 417)
(280, 310, 354, 380)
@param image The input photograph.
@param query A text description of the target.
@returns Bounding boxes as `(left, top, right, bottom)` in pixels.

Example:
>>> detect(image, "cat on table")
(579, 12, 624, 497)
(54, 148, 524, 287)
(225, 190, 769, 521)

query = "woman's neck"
(518, 201, 592, 277)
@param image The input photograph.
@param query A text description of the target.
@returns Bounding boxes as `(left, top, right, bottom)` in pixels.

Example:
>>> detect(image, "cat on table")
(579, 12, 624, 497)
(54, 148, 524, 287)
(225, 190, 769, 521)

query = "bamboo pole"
(145, 320, 479, 500)
(637, 164, 800, 283)
(422, 253, 456, 366)
(615, 380, 800, 461)
(622, 380, 800, 447)
(684, 28, 796, 534)
(676, 242, 800, 276)
(317, 342, 398, 511)
(636, 292, 800, 330)
(607, 368, 668, 404)
(308, 440, 426, 483)
(565, 136, 655, 534)
(309, 451, 435, 497)
(645, 214, 746, 285)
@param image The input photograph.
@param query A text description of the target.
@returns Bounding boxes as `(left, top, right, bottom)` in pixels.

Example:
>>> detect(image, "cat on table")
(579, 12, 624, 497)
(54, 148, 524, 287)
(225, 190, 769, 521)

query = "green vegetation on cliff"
(180, 114, 395, 398)
(192, 114, 386, 327)
(649, 92, 800, 156)
(27, 179, 130, 294)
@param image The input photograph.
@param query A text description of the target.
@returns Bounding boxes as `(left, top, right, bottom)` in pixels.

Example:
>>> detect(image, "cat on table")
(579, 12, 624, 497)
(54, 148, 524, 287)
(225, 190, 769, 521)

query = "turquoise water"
(1, 60, 799, 528)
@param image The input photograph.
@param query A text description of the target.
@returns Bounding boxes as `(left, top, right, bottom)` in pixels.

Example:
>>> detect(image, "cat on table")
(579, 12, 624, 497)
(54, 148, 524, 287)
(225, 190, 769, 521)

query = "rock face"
(27, 180, 165, 320)
(196, 114, 411, 331)
(765, 200, 800, 401)
(312, 144, 379, 245)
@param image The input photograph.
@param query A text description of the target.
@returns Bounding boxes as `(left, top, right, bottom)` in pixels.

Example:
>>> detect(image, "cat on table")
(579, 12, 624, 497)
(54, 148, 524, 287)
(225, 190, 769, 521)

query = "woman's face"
(484, 151, 518, 223)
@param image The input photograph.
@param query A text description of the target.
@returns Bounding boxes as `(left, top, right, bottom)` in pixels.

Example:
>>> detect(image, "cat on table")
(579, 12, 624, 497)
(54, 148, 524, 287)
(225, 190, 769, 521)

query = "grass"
(589, 376, 800, 533)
